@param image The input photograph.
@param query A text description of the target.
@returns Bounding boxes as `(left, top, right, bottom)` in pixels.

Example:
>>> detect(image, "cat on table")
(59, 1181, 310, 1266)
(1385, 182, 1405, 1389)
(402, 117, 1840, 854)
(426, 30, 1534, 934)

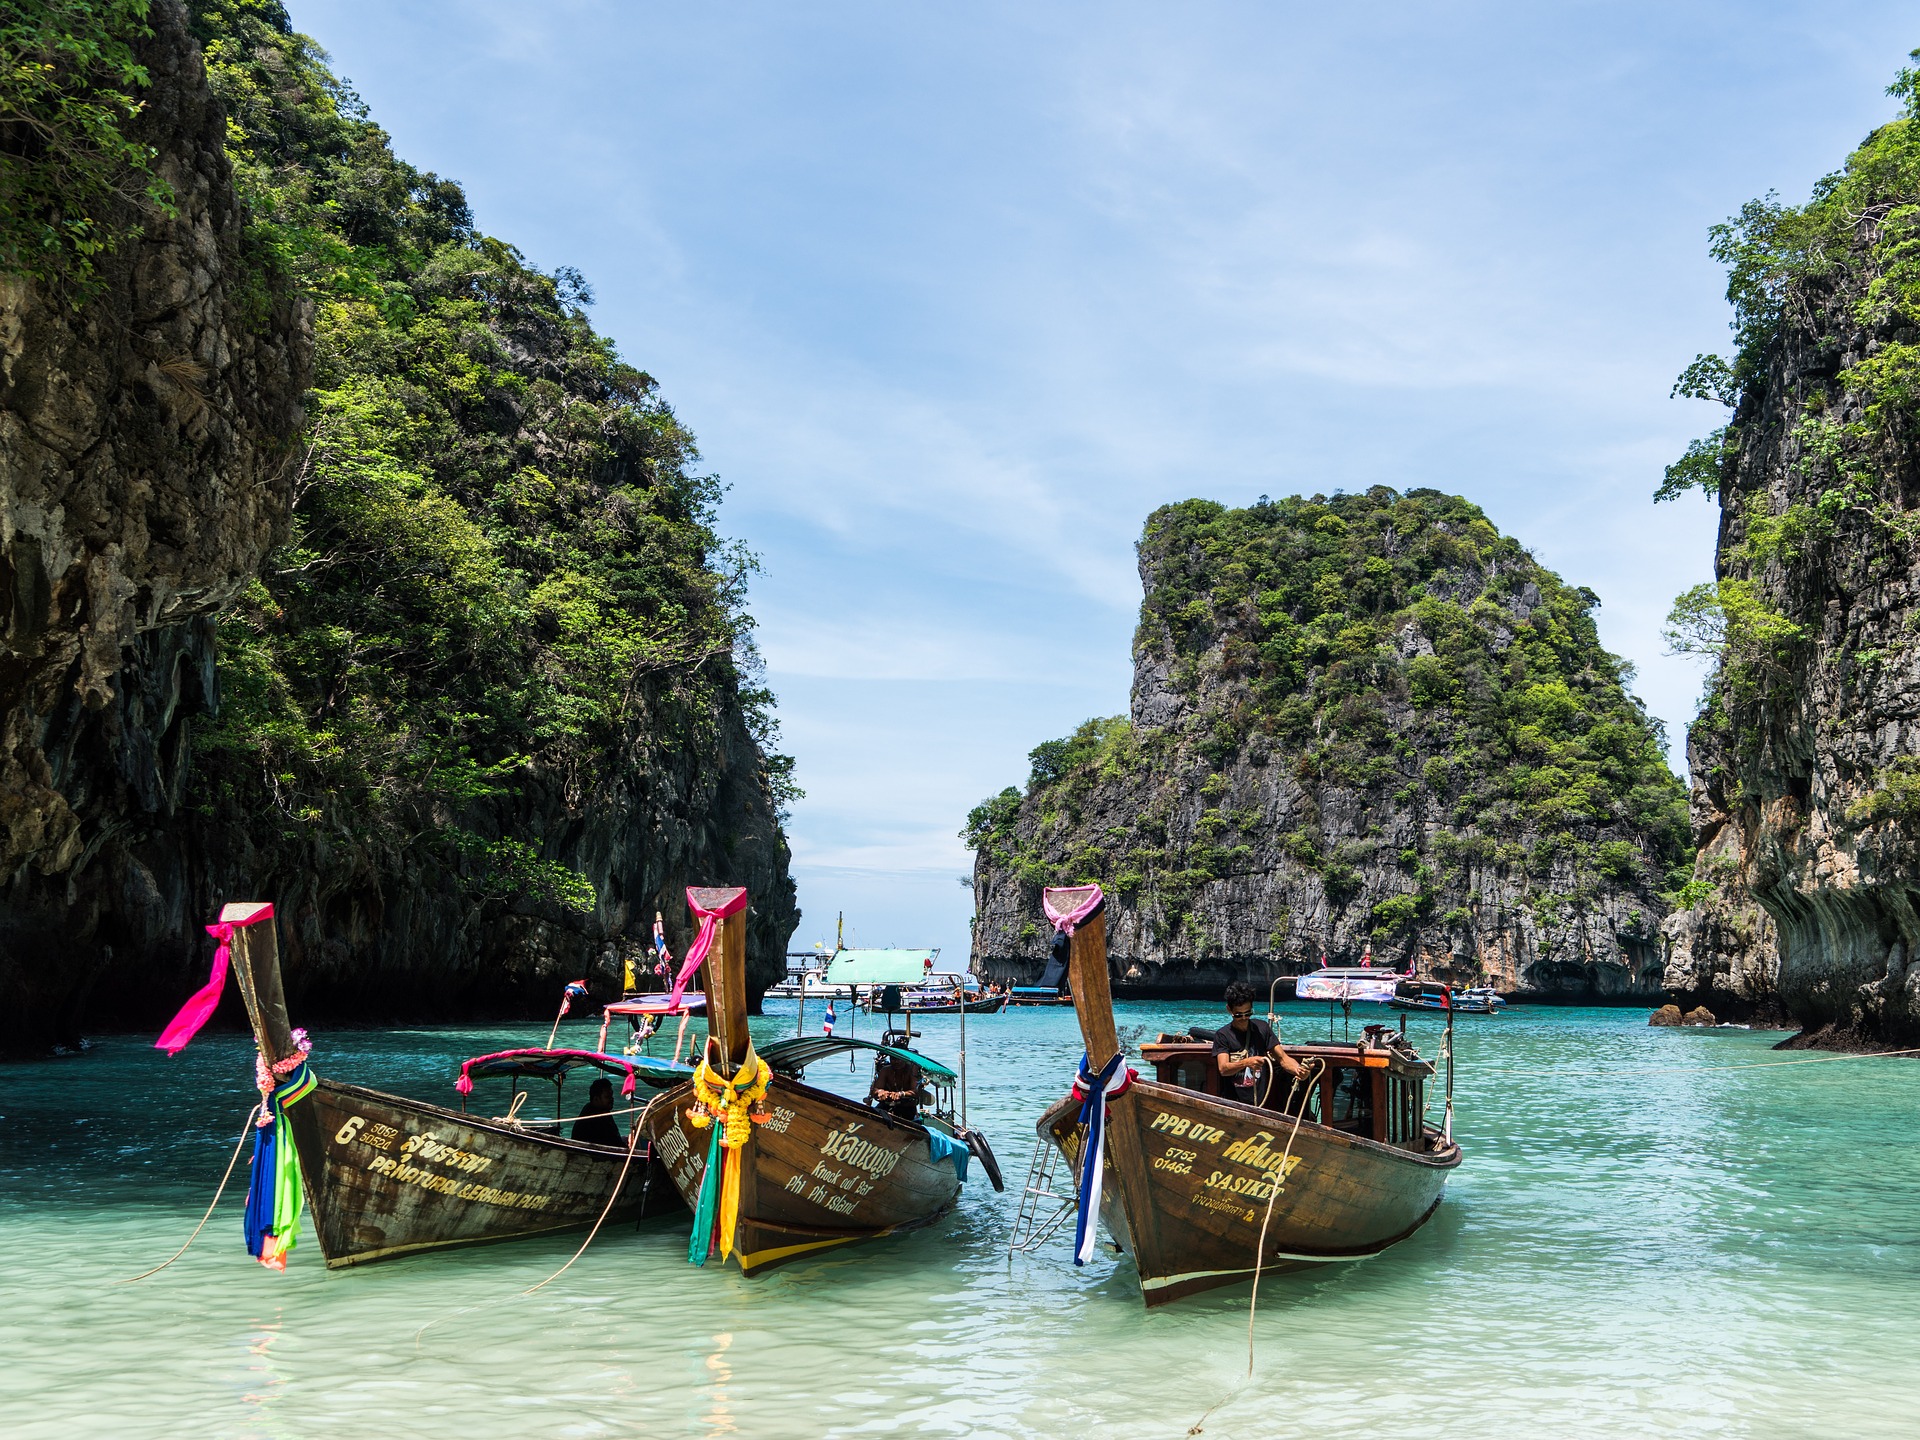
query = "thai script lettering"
(656, 1124, 690, 1167)
(1221, 1131, 1303, 1173)
(818, 1123, 901, 1179)
(397, 1132, 494, 1174)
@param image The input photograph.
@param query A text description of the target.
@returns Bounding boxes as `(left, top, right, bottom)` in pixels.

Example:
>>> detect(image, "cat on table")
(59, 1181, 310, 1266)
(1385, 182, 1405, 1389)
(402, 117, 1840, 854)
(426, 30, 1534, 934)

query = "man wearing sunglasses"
(1213, 981, 1308, 1107)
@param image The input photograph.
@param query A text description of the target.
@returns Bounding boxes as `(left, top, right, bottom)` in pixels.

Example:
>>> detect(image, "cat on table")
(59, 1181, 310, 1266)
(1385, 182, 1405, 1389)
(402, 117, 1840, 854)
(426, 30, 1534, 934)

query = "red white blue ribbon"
(1069, 1050, 1136, 1266)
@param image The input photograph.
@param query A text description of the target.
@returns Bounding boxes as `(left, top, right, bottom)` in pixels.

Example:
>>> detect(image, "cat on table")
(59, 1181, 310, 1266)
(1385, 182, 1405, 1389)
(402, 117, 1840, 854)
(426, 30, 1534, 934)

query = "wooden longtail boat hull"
(292, 1080, 683, 1268)
(644, 1075, 962, 1274)
(220, 901, 683, 1270)
(1038, 1082, 1455, 1304)
(641, 885, 966, 1275)
(1042, 887, 1460, 1306)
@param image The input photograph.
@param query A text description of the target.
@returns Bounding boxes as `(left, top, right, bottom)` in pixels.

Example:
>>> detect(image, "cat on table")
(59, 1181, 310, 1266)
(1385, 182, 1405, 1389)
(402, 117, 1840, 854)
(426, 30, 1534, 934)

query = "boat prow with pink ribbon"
(154, 902, 689, 1270)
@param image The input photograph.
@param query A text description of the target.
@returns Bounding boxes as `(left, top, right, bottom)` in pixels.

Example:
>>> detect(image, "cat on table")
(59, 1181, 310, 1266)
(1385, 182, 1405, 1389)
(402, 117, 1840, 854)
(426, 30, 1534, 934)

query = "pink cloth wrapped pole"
(663, 886, 750, 1010)
(1042, 884, 1104, 937)
(155, 905, 277, 1055)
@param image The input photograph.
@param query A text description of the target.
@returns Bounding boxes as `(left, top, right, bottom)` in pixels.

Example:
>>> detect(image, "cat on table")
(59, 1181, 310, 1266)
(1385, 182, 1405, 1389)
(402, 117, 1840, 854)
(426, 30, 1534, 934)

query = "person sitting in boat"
(1213, 982, 1307, 1107)
(868, 1052, 929, 1122)
(571, 1077, 624, 1147)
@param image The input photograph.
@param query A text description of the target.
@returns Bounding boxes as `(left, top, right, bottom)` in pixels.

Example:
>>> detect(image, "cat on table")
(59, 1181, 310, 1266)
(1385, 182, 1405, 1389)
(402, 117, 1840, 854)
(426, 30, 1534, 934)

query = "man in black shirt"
(1213, 982, 1307, 1107)
(571, 1077, 625, 1147)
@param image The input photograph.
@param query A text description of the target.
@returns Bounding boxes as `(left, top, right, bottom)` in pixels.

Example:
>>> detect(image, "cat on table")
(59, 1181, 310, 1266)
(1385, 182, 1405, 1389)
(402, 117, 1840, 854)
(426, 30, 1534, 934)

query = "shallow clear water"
(2, 1001, 1916, 1439)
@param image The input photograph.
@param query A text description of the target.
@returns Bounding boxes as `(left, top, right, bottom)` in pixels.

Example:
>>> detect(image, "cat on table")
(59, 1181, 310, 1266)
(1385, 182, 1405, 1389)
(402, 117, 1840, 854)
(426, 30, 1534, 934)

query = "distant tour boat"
(1390, 981, 1504, 1014)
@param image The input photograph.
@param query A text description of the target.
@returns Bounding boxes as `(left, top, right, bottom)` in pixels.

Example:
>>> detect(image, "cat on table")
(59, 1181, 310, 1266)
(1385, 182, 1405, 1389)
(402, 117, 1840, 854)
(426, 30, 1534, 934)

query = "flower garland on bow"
(685, 1039, 772, 1265)
(1068, 1050, 1137, 1265)
(244, 1029, 317, 1270)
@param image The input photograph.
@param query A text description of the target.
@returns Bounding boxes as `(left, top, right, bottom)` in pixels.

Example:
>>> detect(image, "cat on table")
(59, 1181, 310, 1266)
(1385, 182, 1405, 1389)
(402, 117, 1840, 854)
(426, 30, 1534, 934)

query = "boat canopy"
(603, 992, 705, 1015)
(758, 1034, 958, 1082)
(1296, 969, 1399, 1003)
(826, 948, 938, 985)
(456, 1047, 692, 1094)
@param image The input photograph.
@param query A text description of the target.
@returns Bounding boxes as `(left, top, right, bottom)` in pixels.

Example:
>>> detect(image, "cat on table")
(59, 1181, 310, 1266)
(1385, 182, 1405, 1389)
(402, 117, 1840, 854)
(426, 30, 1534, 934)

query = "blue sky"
(295, 0, 1916, 960)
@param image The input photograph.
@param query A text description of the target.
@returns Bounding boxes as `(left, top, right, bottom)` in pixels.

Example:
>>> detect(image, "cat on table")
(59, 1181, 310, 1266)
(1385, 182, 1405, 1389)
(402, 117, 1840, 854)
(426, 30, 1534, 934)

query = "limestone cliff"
(0, 1, 797, 1049)
(969, 489, 1690, 999)
(0, 0, 308, 1048)
(1667, 58, 1920, 1045)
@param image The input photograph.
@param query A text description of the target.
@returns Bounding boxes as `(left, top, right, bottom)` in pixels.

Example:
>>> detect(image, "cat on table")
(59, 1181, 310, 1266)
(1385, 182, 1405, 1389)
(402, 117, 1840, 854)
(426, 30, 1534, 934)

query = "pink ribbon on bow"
(1042, 884, 1104, 937)
(663, 886, 750, 1009)
(155, 905, 277, 1056)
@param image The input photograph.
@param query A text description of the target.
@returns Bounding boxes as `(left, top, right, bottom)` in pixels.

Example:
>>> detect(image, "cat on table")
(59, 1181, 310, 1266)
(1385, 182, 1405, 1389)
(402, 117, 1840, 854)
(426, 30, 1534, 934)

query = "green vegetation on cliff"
(969, 487, 1689, 948)
(183, 0, 795, 908)
(1662, 50, 1920, 708)
(0, 0, 177, 298)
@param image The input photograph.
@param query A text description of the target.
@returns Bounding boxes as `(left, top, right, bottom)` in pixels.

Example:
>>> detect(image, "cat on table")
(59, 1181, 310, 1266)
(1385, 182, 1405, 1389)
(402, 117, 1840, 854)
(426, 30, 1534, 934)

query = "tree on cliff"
(968, 488, 1688, 997)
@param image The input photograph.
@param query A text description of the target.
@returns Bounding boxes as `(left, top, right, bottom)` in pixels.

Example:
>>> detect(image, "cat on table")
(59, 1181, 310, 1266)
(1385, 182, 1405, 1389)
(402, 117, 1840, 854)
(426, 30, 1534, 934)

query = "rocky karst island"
(967, 488, 1690, 1001)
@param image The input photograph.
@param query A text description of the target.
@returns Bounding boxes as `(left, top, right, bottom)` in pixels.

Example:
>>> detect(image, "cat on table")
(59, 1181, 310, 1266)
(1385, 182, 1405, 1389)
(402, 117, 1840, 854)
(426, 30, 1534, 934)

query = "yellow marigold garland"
(686, 1041, 772, 1260)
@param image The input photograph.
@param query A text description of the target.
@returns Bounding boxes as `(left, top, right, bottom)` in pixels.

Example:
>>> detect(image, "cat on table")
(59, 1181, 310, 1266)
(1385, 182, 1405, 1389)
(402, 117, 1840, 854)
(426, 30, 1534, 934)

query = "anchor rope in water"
(416, 1091, 669, 1346)
(118, 1103, 263, 1284)
(523, 1091, 665, 1296)
(1182, 1057, 1325, 1437)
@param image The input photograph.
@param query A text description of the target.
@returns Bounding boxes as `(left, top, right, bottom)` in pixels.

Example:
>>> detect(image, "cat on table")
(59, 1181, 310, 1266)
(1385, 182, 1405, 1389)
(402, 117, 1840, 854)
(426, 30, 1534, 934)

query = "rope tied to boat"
(119, 1102, 263, 1284)
(686, 1039, 772, 1264)
(1068, 1050, 1137, 1266)
(1185, 1055, 1326, 1436)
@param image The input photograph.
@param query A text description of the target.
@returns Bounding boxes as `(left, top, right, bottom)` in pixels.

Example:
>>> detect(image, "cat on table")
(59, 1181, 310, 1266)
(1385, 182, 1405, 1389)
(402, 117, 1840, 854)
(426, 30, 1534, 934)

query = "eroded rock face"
(1660, 728, 1784, 1023)
(970, 490, 1687, 1000)
(0, 0, 308, 1048)
(1680, 116, 1920, 1046)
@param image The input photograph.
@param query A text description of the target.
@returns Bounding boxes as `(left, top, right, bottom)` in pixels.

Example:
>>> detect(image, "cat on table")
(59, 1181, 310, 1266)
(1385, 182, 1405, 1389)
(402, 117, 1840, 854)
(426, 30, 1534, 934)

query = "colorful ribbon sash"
(1069, 1050, 1136, 1266)
(244, 1056, 316, 1270)
(685, 1039, 771, 1264)
(155, 904, 277, 1056)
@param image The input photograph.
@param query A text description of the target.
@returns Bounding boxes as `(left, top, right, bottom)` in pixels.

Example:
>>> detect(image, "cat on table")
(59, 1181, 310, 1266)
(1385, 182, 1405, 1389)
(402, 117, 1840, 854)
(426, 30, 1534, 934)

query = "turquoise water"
(2, 1002, 1916, 1438)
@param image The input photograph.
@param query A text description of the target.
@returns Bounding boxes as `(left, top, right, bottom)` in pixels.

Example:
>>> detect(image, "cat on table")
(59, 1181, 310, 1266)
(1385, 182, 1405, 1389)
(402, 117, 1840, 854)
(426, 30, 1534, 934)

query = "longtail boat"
(1023, 885, 1461, 1305)
(641, 886, 1002, 1275)
(161, 902, 686, 1269)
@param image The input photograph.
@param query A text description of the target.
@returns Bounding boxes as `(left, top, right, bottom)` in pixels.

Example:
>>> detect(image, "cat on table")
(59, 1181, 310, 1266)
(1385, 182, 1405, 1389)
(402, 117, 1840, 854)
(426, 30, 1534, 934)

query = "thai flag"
(559, 980, 589, 1016)
(822, 1003, 837, 1036)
